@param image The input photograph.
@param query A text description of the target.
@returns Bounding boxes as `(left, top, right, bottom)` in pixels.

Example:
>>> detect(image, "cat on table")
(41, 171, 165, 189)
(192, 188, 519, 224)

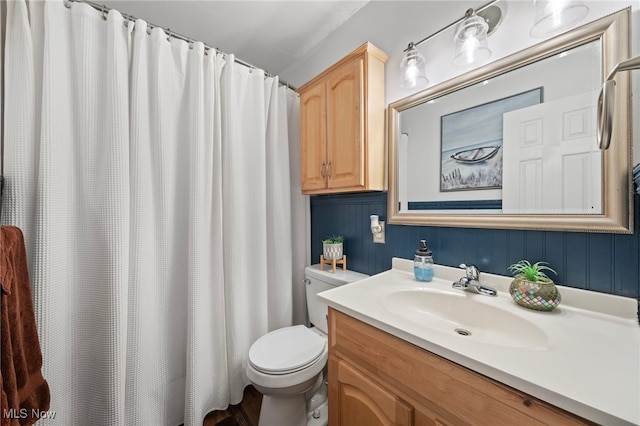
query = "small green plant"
(322, 235, 344, 244)
(508, 260, 557, 282)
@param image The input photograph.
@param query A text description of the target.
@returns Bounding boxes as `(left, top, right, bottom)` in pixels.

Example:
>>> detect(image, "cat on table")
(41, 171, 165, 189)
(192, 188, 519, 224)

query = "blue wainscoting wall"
(311, 192, 640, 299)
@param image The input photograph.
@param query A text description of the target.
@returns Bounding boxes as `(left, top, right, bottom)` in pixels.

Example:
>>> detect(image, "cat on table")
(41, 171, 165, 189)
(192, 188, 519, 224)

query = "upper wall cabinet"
(297, 42, 388, 194)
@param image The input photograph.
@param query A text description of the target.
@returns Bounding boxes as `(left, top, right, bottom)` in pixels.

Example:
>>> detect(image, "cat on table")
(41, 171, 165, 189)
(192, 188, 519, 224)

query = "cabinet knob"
(321, 162, 326, 178)
(327, 161, 332, 179)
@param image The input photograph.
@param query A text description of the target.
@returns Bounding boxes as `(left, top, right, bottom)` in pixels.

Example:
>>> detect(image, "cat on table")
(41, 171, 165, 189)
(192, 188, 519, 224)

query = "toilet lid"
(249, 325, 327, 374)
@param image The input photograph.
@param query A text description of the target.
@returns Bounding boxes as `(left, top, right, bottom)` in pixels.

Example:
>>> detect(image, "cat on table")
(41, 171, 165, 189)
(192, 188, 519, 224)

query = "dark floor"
(202, 385, 262, 426)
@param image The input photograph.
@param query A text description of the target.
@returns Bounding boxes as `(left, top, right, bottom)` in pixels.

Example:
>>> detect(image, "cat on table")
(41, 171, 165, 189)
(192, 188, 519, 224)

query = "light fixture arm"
(407, 0, 500, 49)
(597, 55, 640, 150)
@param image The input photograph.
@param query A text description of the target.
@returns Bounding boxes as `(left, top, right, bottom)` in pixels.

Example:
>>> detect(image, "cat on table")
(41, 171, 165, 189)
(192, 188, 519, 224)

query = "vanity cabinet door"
(332, 356, 413, 426)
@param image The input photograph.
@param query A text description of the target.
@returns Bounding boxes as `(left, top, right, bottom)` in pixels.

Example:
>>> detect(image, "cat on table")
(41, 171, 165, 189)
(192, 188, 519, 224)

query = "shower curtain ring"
(101, 5, 107, 21)
(63, 0, 71, 9)
(167, 29, 172, 42)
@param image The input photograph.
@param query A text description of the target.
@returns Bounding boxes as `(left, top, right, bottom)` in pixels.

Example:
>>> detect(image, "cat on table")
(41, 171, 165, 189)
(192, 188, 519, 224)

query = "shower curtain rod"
(66, 0, 298, 91)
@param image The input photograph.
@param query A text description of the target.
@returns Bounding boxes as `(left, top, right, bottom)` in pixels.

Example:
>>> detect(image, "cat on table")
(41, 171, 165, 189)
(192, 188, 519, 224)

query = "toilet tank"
(304, 264, 368, 335)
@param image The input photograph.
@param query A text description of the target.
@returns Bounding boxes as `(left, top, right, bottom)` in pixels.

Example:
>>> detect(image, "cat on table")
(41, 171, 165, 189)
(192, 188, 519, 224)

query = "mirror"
(387, 8, 632, 233)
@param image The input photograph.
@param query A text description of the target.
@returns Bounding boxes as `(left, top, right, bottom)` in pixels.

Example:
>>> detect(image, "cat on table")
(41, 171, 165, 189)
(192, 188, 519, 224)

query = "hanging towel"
(1, 227, 50, 426)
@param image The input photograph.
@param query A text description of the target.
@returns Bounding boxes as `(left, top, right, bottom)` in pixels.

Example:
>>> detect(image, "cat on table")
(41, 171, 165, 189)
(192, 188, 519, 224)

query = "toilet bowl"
(247, 325, 328, 426)
(246, 265, 368, 426)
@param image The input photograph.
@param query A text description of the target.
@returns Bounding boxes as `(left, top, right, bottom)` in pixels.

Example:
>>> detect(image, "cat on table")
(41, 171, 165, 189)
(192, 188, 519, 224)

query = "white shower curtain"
(2, 1, 302, 424)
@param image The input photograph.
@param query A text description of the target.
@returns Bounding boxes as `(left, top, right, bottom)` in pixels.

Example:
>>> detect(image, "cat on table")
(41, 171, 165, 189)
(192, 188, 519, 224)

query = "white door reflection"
(502, 91, 602, 214)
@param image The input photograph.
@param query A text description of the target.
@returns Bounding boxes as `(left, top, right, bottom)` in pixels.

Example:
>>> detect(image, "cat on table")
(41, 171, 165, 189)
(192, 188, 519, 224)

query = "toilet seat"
(249, 325, 327, 375)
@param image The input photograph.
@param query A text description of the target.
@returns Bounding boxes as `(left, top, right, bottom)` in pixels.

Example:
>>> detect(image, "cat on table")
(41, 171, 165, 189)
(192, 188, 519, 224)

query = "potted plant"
(322, 235, 344, 260)
(508, 260, 561, 311)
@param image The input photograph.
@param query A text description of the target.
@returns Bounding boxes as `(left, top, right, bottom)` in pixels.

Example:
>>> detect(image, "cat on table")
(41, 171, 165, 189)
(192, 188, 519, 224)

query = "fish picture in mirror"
(440, 88, 542, 192)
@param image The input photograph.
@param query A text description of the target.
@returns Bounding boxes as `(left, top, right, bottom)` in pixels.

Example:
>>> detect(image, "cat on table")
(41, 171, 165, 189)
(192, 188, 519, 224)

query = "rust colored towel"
(1, 227, 50, 425)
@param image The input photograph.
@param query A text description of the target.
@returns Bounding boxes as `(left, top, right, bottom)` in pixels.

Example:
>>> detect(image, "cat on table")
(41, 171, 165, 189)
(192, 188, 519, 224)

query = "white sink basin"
(383, 289, 549, 349)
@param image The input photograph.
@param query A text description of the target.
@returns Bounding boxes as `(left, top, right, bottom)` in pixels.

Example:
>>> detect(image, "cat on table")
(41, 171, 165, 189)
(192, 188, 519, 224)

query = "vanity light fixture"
(529, 0, 589, 38)
(400, 42, 428, 90)
(452, 10, 492, 67)
(400, 0, 502, 90)
(370, 215, 385, 244)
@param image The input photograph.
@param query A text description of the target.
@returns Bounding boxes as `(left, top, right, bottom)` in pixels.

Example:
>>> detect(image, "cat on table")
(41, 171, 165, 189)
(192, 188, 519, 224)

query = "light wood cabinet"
(328, 308, 594, 426)
(332, 356, 414, 426)
(297, 42, 387, 194)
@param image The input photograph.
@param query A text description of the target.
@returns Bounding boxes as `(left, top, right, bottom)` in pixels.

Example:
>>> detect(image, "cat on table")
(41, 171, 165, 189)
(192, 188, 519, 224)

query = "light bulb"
(461, 33, 481, 65)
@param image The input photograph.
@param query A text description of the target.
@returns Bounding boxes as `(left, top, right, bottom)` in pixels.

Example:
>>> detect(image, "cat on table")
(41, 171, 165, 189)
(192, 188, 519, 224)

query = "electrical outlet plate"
(373, 222, 385, 244)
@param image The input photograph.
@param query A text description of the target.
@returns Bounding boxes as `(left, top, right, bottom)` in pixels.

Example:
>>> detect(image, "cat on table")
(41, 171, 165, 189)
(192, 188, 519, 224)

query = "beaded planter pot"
(509, 275, 562, 311)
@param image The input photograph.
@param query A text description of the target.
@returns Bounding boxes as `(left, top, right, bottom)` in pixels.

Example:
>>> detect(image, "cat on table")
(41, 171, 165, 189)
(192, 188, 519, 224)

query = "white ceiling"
(100, 1, 370, 77)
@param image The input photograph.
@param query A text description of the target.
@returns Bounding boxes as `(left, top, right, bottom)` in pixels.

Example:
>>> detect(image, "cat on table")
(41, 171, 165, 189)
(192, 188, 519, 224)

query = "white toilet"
(246, 264, 368, 426)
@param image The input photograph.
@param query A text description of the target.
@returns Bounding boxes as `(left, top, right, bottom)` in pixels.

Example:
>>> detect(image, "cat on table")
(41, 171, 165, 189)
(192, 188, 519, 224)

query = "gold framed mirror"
(387, 8, 632, 233)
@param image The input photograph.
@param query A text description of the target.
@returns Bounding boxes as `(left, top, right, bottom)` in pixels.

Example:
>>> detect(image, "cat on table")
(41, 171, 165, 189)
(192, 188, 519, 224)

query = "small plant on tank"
(322, 235, 344, 260)
(322, 235, 344, 245)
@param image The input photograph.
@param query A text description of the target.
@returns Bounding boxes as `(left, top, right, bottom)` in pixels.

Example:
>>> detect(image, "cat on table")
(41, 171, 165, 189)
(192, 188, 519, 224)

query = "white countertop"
(318, 258, 640, 425)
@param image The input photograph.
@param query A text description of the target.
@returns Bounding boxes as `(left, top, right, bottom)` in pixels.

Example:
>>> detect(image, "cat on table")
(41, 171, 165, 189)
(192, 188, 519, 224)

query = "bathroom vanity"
(319, 259, 640, 425)
(328, 309, 589, 425)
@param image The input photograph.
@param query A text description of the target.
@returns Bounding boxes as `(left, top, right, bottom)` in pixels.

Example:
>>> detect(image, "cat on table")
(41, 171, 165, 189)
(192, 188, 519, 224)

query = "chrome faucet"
(452, 264, 497, 296)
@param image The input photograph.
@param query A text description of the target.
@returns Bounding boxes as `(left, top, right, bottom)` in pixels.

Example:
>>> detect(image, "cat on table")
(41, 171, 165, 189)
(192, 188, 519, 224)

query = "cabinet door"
(300, 81, 327, 191)
(326, 58, 365, 189)
(335, 358, 413, 426)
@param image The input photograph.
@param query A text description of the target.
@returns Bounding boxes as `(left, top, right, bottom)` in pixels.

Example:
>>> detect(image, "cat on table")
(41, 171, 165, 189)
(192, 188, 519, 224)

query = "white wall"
(281, 0, 640, 162)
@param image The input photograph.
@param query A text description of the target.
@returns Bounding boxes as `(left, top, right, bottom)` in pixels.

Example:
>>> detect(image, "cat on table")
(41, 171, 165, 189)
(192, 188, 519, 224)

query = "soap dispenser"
(414, 240, 434, 282)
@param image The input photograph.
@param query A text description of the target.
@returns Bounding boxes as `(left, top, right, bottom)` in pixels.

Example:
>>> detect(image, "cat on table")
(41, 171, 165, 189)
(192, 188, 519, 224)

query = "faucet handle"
(459, 264, 480, 280)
